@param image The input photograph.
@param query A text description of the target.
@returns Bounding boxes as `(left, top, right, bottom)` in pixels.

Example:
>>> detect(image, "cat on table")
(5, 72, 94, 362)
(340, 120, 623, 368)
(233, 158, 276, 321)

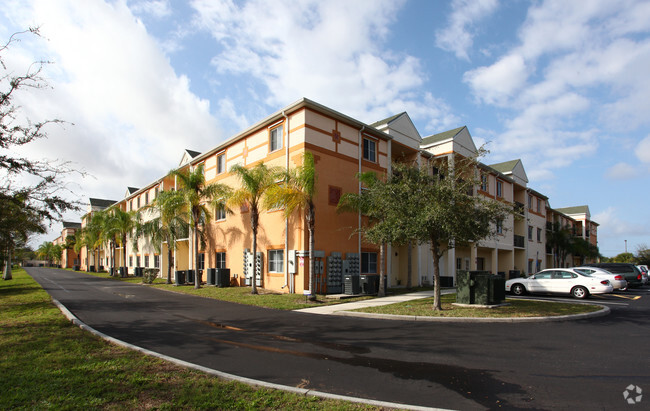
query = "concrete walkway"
(295, 289, 456, 315)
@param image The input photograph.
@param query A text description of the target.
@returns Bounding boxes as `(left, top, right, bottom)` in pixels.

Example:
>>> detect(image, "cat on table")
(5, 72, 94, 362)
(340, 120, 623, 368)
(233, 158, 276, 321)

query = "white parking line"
(43, 277, 70, 293)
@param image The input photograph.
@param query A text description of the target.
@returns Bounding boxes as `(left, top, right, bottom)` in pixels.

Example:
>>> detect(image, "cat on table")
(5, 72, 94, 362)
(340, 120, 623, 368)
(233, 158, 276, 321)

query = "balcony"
(514, 235, 525, 248)
(514, 201, 525, 215)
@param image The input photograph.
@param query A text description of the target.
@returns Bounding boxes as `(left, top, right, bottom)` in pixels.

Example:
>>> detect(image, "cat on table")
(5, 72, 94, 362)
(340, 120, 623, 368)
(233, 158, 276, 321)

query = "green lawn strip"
(74, 269, 374, 310)
(0, 269, 375, 410)
(352, 293, 602, 318)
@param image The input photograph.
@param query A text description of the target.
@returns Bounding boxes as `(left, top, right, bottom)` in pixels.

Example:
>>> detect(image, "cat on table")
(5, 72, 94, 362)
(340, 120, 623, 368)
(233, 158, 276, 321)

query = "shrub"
(142, 268, 159, 284)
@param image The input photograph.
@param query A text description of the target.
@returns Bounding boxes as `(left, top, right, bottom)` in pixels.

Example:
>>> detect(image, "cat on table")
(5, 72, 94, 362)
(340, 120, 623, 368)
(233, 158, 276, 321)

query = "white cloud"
(635, 135, 650, 164)
(435, 0, 499, 61)
(129, 0, 171, 19)
(190, 0, 455, 129)
(605, 163, 637, 180)
(4, 0, 222, 208)
(463, 54, 528, 106)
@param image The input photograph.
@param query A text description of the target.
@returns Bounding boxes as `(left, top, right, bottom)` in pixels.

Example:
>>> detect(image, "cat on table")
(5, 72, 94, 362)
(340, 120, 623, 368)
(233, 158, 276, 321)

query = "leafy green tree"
(1, 192, 45, 279)
(546, 222, 573, 267)
(227, 162, 279, 294)
(570, 237, 600, 265)
(36, 241, 61, 266)
(105, 208, 138, 276)
(136, 189, 190, 284)
(634, 244, 650, 266)
(266, 152, 318, 298)
(613, 252, 634, 263)
(169, 163, 230, 289)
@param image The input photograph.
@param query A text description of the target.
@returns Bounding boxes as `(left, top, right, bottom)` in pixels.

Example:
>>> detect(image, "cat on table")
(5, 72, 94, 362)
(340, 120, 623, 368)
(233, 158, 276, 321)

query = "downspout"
(358, 126, 365, 263)
(282, 111, 291, 292)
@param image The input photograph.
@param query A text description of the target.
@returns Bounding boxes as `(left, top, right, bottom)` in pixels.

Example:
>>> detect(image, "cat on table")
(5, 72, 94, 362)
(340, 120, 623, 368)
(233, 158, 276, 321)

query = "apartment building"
(74, 98, 598, 293)
(52, 221, 82, 268)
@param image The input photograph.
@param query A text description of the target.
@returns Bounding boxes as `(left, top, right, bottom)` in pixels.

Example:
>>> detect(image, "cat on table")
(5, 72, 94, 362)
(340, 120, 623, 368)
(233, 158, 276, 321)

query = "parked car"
(582, 263, 645, 288)
(505, 268, 613, 299)
(636, 265, 649, 285)
(573, 266, 628, 290)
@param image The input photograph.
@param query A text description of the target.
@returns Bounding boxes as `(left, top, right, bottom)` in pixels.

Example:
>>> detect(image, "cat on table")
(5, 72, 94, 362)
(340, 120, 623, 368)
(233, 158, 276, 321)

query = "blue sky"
(1, 0, 649, 257)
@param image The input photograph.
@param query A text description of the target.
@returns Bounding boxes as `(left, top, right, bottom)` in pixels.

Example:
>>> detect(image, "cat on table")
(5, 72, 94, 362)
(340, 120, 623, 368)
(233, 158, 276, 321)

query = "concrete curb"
(51, 298, 448, 411)
(331, 303, 611, 323)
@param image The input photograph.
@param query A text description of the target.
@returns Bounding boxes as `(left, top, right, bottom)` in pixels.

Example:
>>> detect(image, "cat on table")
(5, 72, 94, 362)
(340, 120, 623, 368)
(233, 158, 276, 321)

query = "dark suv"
(582, 263, 644, 288)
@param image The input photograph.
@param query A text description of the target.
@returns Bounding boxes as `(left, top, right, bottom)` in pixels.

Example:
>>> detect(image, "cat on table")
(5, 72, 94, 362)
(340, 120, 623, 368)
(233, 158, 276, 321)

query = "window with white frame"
(537, 227, 542, 242)
(537, 198, 542, 213)
(270, 125, 283, 152)
(361, 252, 377, 274)
(154, 255, 160, 268)
(528, 226, 533, 241)
(145, 192, 149, 205)
(496, 219, 503, 234)
(480, 174, 488, 191)
(217, 153, 225, 174)
(496, 180, 503, 197)
(268, 249, 284, 273)
(215, 252, 226, 269)
(129, 256, 133, 267)
(144, 255, 149, 267)
(198, 253, 205, 270)
(136, 256, 141, 267)
(363, 138, 376, 162)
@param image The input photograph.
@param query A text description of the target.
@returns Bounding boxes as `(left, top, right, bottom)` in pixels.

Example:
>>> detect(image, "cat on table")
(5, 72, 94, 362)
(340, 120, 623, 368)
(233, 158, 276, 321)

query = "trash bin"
(207, 268, 216, 285)
(344, 275, 360, 295)
(175, 270, 186, 285)
(216, 268, 230, 287)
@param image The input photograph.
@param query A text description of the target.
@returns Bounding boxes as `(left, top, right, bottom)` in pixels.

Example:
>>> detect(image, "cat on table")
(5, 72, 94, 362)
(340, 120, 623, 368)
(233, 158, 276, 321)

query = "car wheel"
(511, 283, 526, 296)
(571, 286, 589, 299)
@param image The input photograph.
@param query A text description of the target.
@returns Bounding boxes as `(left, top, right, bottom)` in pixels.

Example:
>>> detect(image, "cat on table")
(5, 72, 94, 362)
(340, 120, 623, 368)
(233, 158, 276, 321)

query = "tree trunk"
(378, 243, 386, 297)
(430, 239, 442, 311)
(122, 235, 128, 276)
(3, 248, 12, 280)
(251, 204, 259, 295)
(194, 223, 200, 289)
(167, 248, 173, 284)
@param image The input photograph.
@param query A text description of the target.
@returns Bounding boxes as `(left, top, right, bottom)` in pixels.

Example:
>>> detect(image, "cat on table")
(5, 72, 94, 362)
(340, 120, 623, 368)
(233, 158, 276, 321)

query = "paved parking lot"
(28, 267, 650, 410)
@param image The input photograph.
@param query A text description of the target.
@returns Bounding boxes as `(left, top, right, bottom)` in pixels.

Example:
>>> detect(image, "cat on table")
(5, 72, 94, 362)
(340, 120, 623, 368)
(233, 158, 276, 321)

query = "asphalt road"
(27, 267, 650, 410)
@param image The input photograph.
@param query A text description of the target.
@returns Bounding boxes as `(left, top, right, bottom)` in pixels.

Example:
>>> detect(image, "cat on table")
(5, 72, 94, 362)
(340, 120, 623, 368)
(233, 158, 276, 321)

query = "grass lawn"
(0, 268, 376, 410)
(353, 293, 603, 318)
(80, 269, 374, 310)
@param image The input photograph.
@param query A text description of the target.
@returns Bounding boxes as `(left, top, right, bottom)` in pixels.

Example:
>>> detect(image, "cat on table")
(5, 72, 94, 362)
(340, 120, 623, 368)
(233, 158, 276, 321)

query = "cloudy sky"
(1, 0, 649, 257)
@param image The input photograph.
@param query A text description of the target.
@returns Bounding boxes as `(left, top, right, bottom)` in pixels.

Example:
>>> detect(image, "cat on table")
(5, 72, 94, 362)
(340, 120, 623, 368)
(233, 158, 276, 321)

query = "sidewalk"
(294, 289, 456, 315)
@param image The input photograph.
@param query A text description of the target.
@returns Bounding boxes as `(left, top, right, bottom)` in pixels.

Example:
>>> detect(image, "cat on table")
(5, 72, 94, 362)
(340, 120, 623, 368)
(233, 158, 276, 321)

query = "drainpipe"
(282, 111, 292, 293)
(358, 126, 365, 261)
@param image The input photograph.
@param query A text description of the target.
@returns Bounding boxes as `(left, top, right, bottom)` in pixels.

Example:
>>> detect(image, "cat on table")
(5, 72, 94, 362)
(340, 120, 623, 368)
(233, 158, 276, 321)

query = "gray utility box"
(206, 268, 216, 285)
(344, 275, 361, 295)
(456, 270, 505, 305)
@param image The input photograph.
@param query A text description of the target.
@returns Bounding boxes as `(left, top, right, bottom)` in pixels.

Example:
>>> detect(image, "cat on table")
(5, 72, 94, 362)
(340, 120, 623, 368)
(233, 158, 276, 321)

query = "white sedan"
(572, 266, 628, 290)
(506, 268, 613, 299)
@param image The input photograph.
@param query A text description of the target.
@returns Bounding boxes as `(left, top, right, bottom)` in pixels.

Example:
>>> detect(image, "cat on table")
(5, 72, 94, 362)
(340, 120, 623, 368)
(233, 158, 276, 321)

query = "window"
(136, 256, 141, 267)
(217, 153, 225, 174)
(476, 257, 485, 271)
(496, 180, 503, 197)
(154, 255, 160, 268)
(155, 186, 159, 198)
(537, 199, 542, 213)
(129, 256, 133, 267)
(137, 196, 141, 209)
(456, 258, 462, 270)
(268, 249, 284, 273)
(528, 195, 533, 209)
(363, 138, 376, 162)
(216, 204, 226, 221)
(480, 174, 488, 191)
(528, 226, 533, 241)
(328, 186, 342, 206)
(270, 125, 283, 152)
(144, 255, 149, 268)
(215, 252, 226, 269)
(198, 253, 205, 270)
(145, 192, 149, 205)
(496, 219, 503, 234)
(361, 252, 377, 274)
(537, 228, 542, 242)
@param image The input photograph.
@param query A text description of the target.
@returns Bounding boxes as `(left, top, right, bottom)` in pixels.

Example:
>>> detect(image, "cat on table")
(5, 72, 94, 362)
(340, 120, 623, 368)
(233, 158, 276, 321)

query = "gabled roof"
(370, 112, 407, 128)
(126, 187, 140, 195)
(89, 198, 117, 208)
(489, 159, 521, 174)
(62, 221, 82, 229)
(186, 149, 201, 158)
(556, 205, 590, 215)
(421, 126, 466, 146)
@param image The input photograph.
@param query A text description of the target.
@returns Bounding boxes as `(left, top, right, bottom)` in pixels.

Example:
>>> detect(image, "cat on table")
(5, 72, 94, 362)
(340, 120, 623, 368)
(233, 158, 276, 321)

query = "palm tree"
(105, 207, 138, 276)
(227, 162, 279, 294)
(37, 241, 55, 266)
(136, 189, 190, 284)
(266, 152, 318, 298)
(169, 163, 230, 289)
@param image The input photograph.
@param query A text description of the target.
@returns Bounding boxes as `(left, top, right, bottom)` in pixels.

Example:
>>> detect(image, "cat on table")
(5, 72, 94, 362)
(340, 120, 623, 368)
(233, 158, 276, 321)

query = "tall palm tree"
(136, 189, 189, 284)
(227, 162, 279, 294)
(37, 241, 55, 266)
(169, 163, 230, 289)
(266, 152, 318, 298)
